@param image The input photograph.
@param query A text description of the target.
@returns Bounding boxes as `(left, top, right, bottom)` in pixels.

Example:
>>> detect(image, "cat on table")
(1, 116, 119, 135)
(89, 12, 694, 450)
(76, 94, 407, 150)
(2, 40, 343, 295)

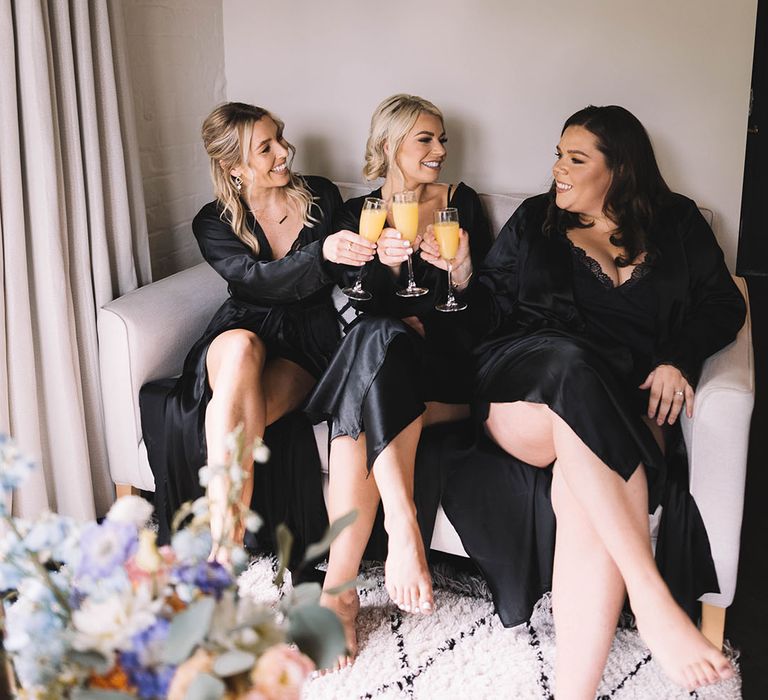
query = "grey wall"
(223, 0, 757, 270)
(122, 0, 225, 279)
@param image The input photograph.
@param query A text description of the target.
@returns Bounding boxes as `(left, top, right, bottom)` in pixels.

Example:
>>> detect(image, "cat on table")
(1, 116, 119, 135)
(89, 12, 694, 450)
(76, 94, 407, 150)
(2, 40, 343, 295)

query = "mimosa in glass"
(393, 191, 428, 297)
(434, 208, 467, 312)
(342, 197, 387, 301)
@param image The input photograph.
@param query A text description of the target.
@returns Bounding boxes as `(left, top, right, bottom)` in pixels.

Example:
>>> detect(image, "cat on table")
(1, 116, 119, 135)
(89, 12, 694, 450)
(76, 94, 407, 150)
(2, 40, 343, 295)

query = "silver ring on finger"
(347, 242, 352, 251)
(674, 390, 684, 397)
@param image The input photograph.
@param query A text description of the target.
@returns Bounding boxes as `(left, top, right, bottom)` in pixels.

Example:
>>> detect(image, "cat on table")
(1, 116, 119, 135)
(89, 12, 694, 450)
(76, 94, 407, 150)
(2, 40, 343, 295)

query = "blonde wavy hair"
(363, 94, 444, 184)
(201, 102, 317, 254)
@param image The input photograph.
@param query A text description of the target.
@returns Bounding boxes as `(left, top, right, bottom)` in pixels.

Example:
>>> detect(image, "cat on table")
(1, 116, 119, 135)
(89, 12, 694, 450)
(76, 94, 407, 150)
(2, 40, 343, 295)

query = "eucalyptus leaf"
(324, 576, 364, 596)
(212, 648, 256, 677)
(273, 523, 293, 588)
(71, 691, 136, 700)
(184, 672, 226, 700)
(66, 649, 112, 674)
(287, 581, 322, 608)
(162, 596, 216, 665)
(288, 603, 347, 670)
(303, 509, 358, 562)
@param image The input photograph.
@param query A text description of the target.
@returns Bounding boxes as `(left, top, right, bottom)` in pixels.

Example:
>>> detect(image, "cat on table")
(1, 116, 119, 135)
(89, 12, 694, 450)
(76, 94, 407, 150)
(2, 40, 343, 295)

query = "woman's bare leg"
(320, 416, 433, 668)
(321, 435, 381, 669)
(551, 464, 634, 699)
(548, 411, 732, 689)
(486, 401, 734, 692)
(489, 402, 625, 696)
(205, 332, 314, 555)
(371, 416, 433, 615)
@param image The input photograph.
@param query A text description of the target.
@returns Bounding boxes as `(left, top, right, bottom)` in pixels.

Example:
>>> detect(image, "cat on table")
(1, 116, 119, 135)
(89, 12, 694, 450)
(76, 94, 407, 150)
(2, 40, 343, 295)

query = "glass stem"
(446, 262, 455, 305)
(406, 255, 415, 289)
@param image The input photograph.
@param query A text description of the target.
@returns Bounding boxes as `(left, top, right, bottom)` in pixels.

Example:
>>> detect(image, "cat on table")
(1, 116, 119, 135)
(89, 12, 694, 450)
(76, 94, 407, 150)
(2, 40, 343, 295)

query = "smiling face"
(552, 125, 613, 220)
(230, 117, 291, 192)
(392, 111, 447, 187)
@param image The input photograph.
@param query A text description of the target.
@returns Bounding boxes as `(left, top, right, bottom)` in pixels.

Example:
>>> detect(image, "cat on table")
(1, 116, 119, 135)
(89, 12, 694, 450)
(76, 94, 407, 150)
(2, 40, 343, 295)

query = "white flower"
(252, 442, 271, 464)
(71, 584, 158, 657)
(107, 495, 153, 528)
(191, 497, 209, 518)
(244, 511, 263, 533)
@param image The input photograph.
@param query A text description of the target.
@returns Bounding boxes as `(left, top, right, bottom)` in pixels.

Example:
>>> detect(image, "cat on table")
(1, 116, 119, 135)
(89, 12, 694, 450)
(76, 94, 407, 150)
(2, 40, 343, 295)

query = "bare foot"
(384, 520, 434, 614)
(632, 588, 734, 691)
(320, 589, 360, 672)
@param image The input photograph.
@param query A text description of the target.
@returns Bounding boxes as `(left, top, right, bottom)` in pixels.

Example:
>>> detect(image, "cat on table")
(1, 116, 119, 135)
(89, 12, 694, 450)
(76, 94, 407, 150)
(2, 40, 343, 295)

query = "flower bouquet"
(0, 432, 353, 699)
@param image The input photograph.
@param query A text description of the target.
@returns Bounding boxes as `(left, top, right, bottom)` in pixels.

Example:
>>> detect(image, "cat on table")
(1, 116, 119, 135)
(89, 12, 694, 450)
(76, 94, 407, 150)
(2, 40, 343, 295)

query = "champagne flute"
(342, 197, 388, 301)
(434, 207, 467, 312)
(393, 191, 428, 297)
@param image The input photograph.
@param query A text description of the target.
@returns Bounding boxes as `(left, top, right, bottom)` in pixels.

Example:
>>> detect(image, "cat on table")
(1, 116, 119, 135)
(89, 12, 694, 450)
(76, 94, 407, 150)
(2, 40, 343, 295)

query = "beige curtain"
(0, 0, 151, 519)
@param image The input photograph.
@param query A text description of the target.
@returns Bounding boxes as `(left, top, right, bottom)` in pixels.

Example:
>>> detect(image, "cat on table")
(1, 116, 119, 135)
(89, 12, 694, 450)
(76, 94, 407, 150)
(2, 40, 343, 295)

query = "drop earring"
(234, 175, 242, 191)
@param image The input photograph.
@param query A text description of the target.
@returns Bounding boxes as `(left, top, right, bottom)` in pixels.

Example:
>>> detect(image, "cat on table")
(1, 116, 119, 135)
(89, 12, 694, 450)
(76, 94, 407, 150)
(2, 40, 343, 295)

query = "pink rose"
(250, 644, 315, 700)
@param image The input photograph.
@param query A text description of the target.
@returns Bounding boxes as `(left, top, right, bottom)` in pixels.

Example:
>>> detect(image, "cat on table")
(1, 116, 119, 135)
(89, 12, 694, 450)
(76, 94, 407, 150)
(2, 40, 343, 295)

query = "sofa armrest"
(681, 276, 754, 608)
(98, 263, 228, 488)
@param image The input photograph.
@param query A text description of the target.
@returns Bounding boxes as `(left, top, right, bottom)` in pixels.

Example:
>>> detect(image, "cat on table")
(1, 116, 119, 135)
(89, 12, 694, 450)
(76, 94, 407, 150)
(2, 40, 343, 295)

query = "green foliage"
(212, 649, 257, 677)
(273, 524, 293, 588)
(288, 604, 347, 670)
(303, 509, 358, 563)
(162, 596, 216, 665)
(183, 673, 227, 700)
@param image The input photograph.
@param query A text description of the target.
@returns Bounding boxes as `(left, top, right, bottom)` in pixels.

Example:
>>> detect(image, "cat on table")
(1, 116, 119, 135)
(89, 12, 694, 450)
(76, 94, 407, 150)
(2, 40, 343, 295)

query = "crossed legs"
(205, 329, 314, 556)
(486, 401, 734, 696)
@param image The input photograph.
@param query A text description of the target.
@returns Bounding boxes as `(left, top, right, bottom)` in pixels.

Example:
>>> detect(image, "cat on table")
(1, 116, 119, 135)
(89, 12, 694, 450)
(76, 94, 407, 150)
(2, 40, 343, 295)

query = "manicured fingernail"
(402, 241, 410, 247)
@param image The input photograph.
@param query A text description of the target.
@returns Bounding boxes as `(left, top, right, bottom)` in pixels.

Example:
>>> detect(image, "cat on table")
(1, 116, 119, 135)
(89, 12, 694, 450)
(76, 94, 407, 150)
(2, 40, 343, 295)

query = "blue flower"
(171, 561, 232, 600)
(76, 520, 137, 580)
(171, 527, 212, 563)
(120, 618, 176, 699)
(4, 581, 68, 689)
(0, 435, 35, 495)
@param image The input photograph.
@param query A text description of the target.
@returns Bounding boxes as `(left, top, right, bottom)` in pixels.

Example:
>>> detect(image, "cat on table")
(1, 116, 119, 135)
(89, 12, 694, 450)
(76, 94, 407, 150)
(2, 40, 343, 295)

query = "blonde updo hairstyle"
(201, 102, 317, 254)
(363, 94, 444, 184)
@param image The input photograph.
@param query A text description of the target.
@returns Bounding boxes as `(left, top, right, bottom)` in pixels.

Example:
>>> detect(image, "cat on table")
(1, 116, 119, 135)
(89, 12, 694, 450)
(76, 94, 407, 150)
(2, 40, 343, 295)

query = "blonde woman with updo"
(143, 102, 374, 562)
(305, 94, 493, 668)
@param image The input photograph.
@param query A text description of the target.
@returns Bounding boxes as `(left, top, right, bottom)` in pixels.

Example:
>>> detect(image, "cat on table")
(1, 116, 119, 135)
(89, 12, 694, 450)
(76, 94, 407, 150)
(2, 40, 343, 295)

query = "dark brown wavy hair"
(543, 105, 671, 266)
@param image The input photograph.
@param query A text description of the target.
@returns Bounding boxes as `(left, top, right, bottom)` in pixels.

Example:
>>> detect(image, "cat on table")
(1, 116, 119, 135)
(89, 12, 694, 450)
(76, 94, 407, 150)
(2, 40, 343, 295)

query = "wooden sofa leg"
(115, 483, 139, 499)
(701, 603, 726, 650)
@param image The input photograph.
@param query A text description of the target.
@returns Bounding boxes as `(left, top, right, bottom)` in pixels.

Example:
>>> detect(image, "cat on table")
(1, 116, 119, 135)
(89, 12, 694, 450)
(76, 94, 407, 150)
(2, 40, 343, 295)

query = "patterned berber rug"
(238, 558, 742, 700)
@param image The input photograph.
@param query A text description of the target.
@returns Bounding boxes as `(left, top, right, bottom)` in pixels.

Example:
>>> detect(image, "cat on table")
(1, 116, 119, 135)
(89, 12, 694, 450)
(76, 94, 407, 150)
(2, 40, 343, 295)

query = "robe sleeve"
(465, 200, 528, 340)
(192, 194, 338, 306)
(652, 201, 746, 383)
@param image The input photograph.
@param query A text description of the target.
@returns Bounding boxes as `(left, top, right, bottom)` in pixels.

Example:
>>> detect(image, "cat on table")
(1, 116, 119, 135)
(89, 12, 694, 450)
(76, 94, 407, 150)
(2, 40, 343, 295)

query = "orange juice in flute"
(434, 207, 467, 312)
(393, 191, 428, 297)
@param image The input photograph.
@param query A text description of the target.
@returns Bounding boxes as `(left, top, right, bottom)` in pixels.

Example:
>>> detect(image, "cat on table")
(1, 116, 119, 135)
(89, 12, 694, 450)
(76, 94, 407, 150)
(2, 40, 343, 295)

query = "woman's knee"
(208, 330, 267, 384)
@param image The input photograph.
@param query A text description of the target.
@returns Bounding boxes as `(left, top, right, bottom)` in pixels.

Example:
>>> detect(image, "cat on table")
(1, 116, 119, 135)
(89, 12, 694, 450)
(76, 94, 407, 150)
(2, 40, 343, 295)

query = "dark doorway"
(737, 0, 767, 275)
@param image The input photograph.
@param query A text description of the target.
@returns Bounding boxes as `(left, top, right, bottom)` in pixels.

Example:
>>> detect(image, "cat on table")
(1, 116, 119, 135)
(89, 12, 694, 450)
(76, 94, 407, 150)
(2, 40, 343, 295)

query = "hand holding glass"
(342, 197, 387, 301)
(393, 191, 429, 297)
(434, 208, 467, 312)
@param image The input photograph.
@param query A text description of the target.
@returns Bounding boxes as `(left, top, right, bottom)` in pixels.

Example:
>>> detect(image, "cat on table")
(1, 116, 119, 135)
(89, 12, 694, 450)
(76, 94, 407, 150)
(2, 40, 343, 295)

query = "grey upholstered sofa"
(97, 183, 754, 648)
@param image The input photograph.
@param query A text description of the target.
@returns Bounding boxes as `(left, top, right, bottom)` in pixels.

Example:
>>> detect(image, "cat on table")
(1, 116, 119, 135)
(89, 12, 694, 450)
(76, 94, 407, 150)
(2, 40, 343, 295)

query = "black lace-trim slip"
(567, 238, 651, 290)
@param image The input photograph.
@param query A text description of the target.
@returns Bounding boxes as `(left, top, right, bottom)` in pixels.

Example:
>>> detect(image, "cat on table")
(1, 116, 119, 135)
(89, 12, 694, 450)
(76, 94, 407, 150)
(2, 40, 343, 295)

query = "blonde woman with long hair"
(143, 102, 374, 561)
(306, 94, 493, 668)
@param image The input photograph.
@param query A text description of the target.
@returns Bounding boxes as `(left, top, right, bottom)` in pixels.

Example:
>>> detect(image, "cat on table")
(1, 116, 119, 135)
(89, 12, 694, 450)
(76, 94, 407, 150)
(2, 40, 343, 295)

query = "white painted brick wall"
(122, 0, 226, 279)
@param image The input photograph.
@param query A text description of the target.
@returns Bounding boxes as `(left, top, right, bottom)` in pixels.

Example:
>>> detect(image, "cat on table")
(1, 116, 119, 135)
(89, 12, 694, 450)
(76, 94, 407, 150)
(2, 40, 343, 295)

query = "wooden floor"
(727, 275, 768, 699)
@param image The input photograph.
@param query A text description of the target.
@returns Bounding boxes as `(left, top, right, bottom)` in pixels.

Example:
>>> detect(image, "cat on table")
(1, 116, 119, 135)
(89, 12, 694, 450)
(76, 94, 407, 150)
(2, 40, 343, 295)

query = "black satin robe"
(142, 176, 342, 555)
(442, 192, 746, 626)
(304, 183, 493, 557)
